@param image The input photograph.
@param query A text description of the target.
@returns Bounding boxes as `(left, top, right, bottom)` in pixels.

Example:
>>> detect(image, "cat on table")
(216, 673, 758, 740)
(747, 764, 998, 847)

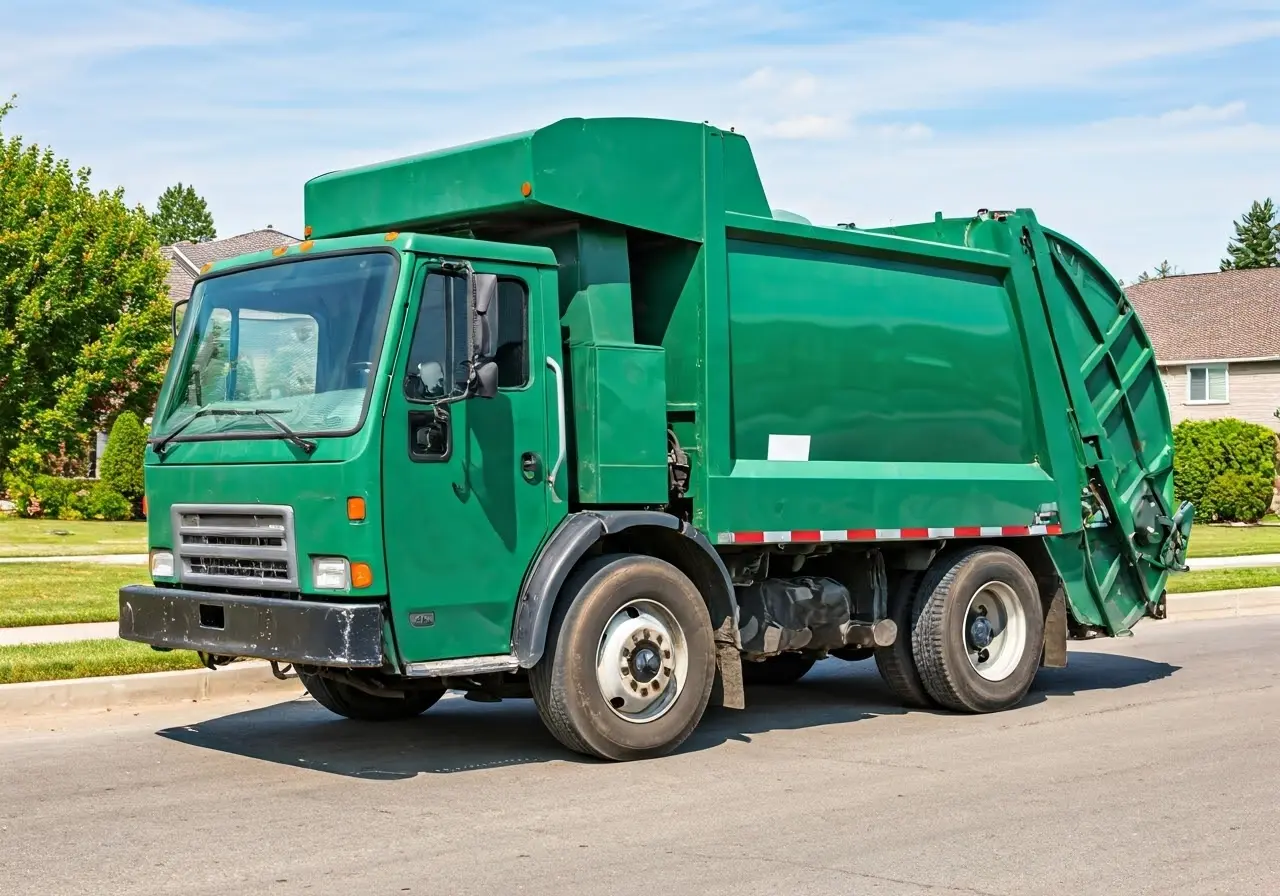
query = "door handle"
(521, 451, 541, 482)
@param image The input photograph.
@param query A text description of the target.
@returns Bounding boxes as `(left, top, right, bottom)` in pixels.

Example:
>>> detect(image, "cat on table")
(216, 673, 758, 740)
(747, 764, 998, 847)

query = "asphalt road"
(2, 616, 1277, 896)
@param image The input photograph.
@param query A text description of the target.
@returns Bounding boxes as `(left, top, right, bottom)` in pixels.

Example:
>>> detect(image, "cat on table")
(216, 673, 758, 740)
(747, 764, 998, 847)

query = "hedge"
(1173, 419, 1277, 522)
(2, 474, 133, 521)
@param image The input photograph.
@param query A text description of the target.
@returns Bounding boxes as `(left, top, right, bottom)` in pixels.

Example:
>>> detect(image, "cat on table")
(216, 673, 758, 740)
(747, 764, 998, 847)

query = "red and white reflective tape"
(716, 524, 1063, 546)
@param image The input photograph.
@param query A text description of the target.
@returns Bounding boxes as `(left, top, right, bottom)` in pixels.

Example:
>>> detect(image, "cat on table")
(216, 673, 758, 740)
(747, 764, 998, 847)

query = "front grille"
(172, 504, 298, 591)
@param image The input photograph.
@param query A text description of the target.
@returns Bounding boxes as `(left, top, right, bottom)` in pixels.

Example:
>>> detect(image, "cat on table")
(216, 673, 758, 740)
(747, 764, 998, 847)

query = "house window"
(1187, 364, 1228, 404)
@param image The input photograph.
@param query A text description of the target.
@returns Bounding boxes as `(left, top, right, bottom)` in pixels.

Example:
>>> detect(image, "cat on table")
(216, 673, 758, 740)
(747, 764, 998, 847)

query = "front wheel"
(530, 553, 716, 761)
(910, 547, 1045, 714)
(299, 671, 444, 721)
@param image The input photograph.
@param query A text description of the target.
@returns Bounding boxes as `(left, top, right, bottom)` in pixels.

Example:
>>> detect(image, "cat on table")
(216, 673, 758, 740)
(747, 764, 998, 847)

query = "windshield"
(153, 251, 399, 441)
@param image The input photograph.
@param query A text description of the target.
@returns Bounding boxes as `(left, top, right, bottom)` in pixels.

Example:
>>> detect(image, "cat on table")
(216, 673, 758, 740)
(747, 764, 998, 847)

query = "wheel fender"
(511, 511, 739, 671)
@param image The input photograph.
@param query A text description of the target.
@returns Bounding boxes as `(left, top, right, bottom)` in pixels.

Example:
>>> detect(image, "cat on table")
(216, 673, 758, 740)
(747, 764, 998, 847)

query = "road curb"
(0, 660, 304, 717)
(1164, 587, 1280, 622)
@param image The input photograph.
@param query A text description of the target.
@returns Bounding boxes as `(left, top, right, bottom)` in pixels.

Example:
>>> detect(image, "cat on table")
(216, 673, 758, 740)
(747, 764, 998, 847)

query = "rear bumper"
(117, 585, 385, 668)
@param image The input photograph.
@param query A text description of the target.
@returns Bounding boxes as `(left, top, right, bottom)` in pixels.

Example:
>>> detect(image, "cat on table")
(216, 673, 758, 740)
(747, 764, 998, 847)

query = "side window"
(404, 272, 467, 401)
(494, 278, 529, 388)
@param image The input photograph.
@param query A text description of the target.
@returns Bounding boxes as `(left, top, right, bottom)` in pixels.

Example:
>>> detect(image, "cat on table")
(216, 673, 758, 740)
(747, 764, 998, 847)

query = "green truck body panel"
(139, 117, 1190, 674)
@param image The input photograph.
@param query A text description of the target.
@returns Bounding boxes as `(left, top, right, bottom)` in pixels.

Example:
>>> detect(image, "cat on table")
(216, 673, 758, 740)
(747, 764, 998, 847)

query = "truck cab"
(121, 117, 1192, 761)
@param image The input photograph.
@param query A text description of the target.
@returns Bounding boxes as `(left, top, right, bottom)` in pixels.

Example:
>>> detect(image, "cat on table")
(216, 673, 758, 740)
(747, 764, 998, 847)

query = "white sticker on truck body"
(767, 434, 811, 462)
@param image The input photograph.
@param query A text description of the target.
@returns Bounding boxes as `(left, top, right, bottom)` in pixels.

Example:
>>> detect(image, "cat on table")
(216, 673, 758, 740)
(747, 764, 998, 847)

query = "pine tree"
(1136, 260, 1180, 283)
(152, 182, 217, 245)
(1220, 199, 1280, 271)
(99, 411, 147, 502)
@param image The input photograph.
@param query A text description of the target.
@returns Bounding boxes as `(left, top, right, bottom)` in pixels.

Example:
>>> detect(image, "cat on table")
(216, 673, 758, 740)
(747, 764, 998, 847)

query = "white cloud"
(763, 114, 848, 140)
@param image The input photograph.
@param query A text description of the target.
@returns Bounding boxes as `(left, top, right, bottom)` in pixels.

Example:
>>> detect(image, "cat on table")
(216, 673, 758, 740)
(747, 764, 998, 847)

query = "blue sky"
(2, 0, 1278, 281)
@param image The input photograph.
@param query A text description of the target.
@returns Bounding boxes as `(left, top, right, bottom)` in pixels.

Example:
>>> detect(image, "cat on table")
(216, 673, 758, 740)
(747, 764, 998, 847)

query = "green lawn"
(0, 638, 203, 684)
(0, 563, 143, 628)
(1186, 524, 1280, 559)
(1167, 566, 1280, 594)
(0, 518, 147, 558)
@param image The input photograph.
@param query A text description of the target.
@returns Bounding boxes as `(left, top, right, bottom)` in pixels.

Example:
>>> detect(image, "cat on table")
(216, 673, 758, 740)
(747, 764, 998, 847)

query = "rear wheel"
(873, 571, 935, 709)
(911, 547, 1045, 713)
(742, 652, 817, 687)
(299, 671, 444, 722)
(530, 553, 716, 761)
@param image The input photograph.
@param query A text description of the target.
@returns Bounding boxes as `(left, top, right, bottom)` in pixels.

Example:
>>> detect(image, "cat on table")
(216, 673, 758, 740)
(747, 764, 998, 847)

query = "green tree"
(1220, 199, 1280, 271)
(1136, 260, 1181, 283)
(0, 98, 173, 478)
(151, 182, 216, 245)
(99, 411, 147, 502)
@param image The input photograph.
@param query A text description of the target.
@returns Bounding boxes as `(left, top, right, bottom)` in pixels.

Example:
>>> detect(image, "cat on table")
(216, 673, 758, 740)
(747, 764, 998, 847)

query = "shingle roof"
(159, 229, 299, 303)
(1124, 267, 1280, 363)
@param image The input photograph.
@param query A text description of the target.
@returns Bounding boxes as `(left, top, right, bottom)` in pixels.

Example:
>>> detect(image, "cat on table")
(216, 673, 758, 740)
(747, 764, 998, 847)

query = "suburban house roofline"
(1158, 355, 1280, 366)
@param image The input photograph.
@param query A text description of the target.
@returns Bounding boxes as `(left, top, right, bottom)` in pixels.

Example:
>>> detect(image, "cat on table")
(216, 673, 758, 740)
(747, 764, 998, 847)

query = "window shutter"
(1207, 365, 1228, 402)
(1189, 367, 1207, 402)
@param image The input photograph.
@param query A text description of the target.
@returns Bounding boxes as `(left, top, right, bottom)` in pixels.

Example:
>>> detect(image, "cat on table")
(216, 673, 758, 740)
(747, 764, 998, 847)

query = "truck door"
(381, 259, 559, 663)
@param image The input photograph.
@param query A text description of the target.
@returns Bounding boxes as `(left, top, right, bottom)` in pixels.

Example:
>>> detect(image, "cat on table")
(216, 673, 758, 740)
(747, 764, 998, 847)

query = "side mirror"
(473, 360, 499, 400)
(172, 299, 189, 338)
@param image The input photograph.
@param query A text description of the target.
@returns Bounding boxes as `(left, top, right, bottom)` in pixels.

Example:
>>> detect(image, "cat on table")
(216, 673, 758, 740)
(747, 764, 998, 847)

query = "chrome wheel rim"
(595, 599, 688, 723)
(964, 581, 1027, 682)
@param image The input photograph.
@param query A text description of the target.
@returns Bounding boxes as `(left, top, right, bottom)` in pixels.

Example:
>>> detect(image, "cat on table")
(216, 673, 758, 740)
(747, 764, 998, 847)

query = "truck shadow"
(156, 650, 1176, 779)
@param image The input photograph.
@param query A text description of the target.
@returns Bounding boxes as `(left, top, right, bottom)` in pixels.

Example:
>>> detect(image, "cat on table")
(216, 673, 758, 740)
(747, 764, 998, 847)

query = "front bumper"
(118, 585, 386, 668)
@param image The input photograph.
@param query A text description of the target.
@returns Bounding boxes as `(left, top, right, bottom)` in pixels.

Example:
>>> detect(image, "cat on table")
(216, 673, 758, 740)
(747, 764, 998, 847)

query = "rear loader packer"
(119, 117, 1194, 761)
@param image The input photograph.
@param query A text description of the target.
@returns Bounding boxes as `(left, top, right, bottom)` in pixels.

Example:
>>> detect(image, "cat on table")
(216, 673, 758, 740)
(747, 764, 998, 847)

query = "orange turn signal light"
(351, 562, 373, 590)
(346, 496, 366, 521)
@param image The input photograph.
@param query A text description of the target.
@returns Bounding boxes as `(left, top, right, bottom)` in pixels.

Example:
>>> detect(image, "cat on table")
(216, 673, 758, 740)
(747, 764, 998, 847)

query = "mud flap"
(1040, 586, 1069, 669)
(712, 625, 745, 710)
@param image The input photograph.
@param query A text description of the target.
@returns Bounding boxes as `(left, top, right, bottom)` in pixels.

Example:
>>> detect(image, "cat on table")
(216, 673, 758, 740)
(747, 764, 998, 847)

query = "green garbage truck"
(119, 116, 1194, 761)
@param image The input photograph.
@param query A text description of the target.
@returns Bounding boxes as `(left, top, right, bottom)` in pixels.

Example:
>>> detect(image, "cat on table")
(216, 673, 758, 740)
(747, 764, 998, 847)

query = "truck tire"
(873, 571, 935, 709)
(741, 653, 817, 686)
(530, 553, 716, 761)
(299, 671, 444, 722)
(910, 547, 1045, 714)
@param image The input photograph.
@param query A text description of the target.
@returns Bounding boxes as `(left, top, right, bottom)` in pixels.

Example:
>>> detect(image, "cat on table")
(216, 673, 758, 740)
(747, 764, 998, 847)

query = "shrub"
(1173, 419, 1277, 522)
(99, 411, 147, 502)
(85, 483, 133, 521)
(1200, 471, 1272, 523)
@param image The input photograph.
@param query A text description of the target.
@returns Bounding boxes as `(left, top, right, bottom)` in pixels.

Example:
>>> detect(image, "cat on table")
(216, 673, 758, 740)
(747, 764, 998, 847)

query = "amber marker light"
(384, 231, 399, 241)
(200, 262, 213, 273)
(351, 563, 374, 590)
(346, 496, 366, 521)
(272, 246, 288, 257)
(520, 181, 533, 197)
(303, 225, 313, 238)
(299, 240, 315, 252)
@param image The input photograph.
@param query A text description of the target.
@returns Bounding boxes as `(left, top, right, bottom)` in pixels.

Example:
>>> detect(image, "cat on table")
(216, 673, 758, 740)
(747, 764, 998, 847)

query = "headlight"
(312, 557, 350, 590)
(150, 550, 175, 579)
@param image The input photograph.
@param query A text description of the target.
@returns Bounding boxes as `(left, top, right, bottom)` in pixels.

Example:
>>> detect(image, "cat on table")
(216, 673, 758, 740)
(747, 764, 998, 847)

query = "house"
(1125, 268, 1280, 430)
(160, 228, 299, 303)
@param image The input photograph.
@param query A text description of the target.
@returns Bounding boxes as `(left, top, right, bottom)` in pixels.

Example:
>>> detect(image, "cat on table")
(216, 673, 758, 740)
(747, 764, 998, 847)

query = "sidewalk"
(1185, 553, 1280, 571)
(0, 621, 118, 646)
(0, 554, 146, 565)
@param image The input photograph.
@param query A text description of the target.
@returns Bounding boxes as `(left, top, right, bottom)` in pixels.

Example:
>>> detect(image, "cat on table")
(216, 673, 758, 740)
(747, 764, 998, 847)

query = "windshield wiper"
(151, 408, 316, 456)
(151, 408, 253, 456)
(252, 409, 317, 454)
